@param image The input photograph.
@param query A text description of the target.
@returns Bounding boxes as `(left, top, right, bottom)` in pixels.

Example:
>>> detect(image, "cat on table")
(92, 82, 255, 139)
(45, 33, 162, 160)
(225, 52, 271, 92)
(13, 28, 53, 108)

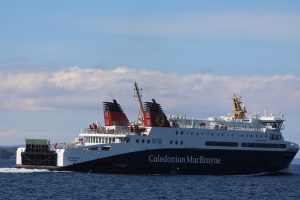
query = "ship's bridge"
(258, 115, 284, 131)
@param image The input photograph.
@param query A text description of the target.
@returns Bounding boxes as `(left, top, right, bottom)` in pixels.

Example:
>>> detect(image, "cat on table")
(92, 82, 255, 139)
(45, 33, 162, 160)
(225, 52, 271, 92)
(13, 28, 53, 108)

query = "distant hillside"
(0, 147, 18, 159)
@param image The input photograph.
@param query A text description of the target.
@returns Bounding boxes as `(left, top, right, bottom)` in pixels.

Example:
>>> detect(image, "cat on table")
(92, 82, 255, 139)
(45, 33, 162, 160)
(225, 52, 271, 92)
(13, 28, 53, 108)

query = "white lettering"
(148, 154, 221, 165)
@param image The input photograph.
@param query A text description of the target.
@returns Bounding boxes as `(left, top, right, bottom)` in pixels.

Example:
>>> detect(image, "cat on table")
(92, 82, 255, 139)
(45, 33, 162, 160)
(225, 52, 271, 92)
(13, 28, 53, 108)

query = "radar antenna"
(134, 82, 144, 125)
(233, 93, 247, 119)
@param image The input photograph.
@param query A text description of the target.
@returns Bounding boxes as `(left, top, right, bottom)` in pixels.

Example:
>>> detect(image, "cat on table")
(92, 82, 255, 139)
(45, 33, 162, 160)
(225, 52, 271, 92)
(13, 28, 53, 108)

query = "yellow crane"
(233, 94, 247, 119)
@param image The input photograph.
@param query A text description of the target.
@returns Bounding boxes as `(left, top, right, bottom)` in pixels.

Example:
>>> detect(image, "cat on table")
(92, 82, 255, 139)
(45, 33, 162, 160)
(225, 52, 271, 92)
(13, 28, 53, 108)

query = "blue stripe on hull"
(62, 148, 297, 175)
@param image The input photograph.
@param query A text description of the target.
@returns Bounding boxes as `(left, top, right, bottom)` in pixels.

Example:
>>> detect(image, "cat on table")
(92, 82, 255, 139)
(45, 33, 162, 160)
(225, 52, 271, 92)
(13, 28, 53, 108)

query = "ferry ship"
(16, 82, 299, 174)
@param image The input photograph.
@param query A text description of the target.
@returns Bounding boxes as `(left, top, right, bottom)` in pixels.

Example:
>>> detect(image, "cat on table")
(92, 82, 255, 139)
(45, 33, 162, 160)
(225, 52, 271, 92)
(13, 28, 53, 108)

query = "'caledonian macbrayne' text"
(148, 154, 221, 165)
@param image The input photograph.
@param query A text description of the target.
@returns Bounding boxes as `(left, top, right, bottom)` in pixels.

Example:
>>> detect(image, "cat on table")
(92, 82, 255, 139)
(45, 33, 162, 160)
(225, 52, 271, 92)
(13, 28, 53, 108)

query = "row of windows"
(136, 138, 162, 144)
(170, 140, 184, 145)
(89, 146, 111, 151)
(270, 135, 282, 140)
(241, 143, 286, 148)
(85, 137, 116, 144)
(205, 141, 239, 147)
(204, 141, 286, 148)
(175, 130, 269, 139)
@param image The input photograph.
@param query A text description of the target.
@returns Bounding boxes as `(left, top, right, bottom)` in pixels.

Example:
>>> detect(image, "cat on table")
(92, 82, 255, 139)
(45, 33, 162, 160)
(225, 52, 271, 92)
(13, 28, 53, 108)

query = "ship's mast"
(134, 82, 144, 125)
(233, 94, 247, 119)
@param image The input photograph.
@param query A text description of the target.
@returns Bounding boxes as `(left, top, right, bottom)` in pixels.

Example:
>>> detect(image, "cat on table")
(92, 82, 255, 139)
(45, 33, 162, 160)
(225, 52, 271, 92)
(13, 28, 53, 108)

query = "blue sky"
(1, 0, 300, 74)
(0, 1, 300, 156)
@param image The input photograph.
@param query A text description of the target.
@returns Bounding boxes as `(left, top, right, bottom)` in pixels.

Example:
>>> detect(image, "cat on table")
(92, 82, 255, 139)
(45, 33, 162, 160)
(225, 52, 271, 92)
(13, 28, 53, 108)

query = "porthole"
(142, 139, 145, 143)
(136, 139, 139, 143)
(191, 132, 193, 135)
(197, 132, 199, 135)
(180, 141, 183, 145)
(181, 131, 183, 135)
(175, 140, 178, 145)
(147, 139, 150, 144)
(170, 140, 173, 144)
(176, 130, 178, 135)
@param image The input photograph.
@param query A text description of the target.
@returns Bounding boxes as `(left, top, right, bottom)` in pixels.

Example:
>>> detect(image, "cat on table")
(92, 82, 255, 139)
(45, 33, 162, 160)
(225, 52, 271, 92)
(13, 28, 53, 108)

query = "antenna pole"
(134, 82, 144, 124)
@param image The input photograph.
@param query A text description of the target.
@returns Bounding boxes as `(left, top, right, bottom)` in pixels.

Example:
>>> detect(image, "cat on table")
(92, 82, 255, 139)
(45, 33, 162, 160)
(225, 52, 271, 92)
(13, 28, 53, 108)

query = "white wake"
(0, 167, 50, 173)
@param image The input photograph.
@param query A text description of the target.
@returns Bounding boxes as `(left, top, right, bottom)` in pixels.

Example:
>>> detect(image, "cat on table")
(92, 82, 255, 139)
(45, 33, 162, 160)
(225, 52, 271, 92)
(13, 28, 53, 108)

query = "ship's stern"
(15, 139, 59, 169)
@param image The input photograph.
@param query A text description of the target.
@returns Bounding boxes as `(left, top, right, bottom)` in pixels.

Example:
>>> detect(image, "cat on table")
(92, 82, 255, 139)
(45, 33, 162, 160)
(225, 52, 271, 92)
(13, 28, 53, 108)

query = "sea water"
(0, 159, 300, 200)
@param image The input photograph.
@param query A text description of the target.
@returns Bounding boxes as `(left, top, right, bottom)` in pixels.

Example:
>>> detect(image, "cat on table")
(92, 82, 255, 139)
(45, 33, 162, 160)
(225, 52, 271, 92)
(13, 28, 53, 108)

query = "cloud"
(84, 12, 300, 40)
(0, 66, 299, 116)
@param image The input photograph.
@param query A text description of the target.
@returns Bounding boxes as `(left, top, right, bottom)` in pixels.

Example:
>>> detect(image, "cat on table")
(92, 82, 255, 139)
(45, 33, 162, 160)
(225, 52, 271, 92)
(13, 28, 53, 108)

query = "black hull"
(61, 148, 297, 175)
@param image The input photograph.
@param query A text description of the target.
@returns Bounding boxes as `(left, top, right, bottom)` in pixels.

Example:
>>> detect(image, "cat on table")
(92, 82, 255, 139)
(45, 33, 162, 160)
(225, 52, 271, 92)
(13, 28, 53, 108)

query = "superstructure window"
(101, 146, 111, 151)
(152, 138, 157, 144)
(270, 135, 282, 140)
(241, 143, 286, 148)
(90, 146, 99, 151)
(205, 141, 239, 147)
